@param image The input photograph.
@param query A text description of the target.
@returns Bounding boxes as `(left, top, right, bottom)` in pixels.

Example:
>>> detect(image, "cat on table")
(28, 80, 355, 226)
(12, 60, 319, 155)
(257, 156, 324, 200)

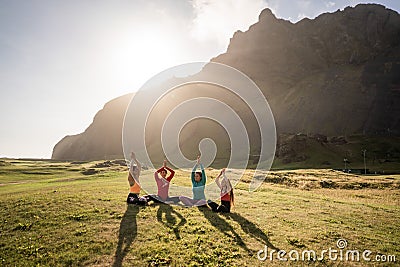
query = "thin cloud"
(326, 1, 336, 8)
(297, 12, 307, 20)
(190, 0, 269, 49)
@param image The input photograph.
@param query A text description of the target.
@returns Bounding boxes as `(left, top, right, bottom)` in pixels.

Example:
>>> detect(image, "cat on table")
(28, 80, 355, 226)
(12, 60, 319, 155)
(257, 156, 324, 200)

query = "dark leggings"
(207, 200, 231, 213)
(126, 193, 147, 206)
(144, 194, 180, 204)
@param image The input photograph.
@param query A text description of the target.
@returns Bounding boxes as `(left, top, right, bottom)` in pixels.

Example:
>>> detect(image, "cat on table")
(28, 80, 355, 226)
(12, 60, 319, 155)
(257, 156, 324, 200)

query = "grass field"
(0, 159, 399, 266)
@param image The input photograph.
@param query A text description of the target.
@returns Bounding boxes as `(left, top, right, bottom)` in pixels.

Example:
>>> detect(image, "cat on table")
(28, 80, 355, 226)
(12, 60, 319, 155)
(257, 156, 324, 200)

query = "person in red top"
(145, 160, 180, 204)
(207, 168, 234, 212)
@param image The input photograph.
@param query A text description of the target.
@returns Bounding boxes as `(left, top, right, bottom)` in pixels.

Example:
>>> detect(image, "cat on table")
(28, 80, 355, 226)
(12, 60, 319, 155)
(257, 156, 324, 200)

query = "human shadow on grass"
(221, 212, 279, 250)
(113, 204, 140, 267)
(156, 204, 187, 240)
(197, 206, 250, 251)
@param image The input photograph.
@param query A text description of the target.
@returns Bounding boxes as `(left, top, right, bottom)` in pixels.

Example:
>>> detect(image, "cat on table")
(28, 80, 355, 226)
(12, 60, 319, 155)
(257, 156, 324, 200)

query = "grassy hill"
(272, 134, 400, 173)
(0, 159, 399, 266)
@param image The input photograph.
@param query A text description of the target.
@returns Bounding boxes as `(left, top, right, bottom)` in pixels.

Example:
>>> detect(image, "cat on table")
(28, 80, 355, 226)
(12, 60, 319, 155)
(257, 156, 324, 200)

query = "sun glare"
(109, 29, 179, 90)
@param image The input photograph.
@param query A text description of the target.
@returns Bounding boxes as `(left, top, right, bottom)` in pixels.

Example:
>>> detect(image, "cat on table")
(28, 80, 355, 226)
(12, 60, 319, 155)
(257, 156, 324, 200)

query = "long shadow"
(156, 204, 187, 239)
(113, 204, 140, 267)
(197, 206, 250, 251)
(221, 212, 279, 250)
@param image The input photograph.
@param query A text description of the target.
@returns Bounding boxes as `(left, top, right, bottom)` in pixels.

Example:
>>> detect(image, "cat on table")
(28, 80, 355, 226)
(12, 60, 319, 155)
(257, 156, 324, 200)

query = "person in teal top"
(180, 155, 207, 206)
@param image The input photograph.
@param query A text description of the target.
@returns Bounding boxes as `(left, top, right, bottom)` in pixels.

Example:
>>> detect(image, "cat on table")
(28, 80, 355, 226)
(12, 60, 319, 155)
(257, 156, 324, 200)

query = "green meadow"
(0, 159, 399, 266)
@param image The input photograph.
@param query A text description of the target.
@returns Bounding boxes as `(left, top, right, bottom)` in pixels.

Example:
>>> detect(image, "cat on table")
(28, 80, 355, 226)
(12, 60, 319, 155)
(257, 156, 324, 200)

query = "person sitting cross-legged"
(144, 160, 180, 204)
(207, 168, 234, 213)
(126, 152, 147, 206)
(179, 155, 207, 207)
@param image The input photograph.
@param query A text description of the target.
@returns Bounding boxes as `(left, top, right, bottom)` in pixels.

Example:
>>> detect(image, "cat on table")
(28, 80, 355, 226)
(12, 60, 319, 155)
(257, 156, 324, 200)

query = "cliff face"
(52, 94, 132, 160)
(212, 4, 400, 136)
(52, 4, 400, 161)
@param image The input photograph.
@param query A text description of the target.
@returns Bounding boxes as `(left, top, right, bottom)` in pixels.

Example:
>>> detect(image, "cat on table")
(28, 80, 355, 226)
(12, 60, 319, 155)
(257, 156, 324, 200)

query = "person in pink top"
(144, 160, 180, 204)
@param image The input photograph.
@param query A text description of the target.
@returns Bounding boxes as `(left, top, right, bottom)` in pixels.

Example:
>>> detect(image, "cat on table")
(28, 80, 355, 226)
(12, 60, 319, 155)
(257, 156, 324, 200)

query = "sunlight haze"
(0, 0, 399, 158)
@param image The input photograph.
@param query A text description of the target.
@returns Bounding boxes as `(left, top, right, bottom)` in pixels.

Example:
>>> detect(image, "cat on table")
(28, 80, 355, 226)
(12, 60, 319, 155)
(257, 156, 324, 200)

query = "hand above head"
(196, 155, 201, 165)
(163, 159, 167, 168)
(131, 152, 136, 160)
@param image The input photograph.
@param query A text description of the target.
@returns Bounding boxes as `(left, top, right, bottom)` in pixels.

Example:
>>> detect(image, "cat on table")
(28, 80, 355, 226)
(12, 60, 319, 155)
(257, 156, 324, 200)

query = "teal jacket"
(191, 163, 206, 200)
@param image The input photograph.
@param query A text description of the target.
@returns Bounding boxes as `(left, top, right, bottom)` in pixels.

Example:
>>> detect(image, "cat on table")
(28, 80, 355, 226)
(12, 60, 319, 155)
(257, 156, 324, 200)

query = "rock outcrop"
(212, 4, 400, 136)
(52, 94, 132, 160)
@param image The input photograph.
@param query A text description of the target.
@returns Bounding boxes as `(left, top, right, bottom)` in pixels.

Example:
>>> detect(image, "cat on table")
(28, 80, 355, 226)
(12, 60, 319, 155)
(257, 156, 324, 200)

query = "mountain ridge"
(52, 4, 400, 164)
(212, 3, 400, 136)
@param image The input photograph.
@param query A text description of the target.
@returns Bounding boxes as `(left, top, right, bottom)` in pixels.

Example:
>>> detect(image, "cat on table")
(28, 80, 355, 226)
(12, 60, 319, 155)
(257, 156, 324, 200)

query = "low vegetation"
(0, 159, 399, 266)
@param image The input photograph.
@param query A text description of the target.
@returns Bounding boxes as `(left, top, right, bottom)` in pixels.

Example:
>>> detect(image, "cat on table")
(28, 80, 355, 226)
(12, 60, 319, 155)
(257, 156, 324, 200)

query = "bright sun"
(108, 29, 179, 90)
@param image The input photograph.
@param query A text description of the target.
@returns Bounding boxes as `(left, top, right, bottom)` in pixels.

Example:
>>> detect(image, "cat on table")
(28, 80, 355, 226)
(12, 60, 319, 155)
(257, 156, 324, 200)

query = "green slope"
(0, 160, 399, 266)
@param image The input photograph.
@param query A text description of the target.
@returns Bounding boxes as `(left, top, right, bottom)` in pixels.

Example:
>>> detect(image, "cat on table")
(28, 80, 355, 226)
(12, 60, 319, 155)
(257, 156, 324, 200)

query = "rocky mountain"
(52, 4, 400, 164)
(212, 4, 400, 136)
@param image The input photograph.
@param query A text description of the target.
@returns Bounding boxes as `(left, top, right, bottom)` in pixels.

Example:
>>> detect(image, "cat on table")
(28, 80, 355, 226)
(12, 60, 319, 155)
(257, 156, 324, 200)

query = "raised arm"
(161, 159, 175, 181)
(191, 155, 201, 183)
(200, 163, 206, 186)
(154, 166, 163, 180)
(222, 172, 232, 193)
(191, 163, 198, 184)
(164, 166, 175, 181)
(215, 169, 224, 189)
(131, 152, 141, 174)
(156, 166, 165, 173)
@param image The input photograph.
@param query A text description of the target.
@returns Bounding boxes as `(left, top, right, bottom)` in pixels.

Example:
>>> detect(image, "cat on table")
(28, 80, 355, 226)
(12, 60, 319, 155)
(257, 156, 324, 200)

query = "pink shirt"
(154, 166, 175, 200)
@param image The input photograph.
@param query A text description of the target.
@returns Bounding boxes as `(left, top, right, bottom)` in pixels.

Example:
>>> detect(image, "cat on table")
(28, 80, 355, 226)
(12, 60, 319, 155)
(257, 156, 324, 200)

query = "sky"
(1, 0, 399, 159)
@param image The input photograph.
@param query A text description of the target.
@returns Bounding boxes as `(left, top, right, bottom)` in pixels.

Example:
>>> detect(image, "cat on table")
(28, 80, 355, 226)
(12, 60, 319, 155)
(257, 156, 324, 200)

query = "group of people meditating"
(126, 152, 234, 213)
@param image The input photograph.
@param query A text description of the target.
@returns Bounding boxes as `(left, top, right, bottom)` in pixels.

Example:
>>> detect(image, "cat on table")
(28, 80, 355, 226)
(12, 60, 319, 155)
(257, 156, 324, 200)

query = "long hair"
(227, 178, 234, 206)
